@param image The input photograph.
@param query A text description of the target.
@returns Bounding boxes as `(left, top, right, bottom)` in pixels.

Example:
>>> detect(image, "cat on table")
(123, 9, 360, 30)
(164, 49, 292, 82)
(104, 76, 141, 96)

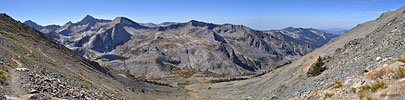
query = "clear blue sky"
(1, 0, 403, 30)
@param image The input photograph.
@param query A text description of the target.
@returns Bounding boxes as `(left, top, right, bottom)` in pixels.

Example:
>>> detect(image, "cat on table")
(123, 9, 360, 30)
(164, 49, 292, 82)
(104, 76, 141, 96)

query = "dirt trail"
(11, 57, 22, 68)
(11, 69, 29, 95)
(5, 67, 32, 99)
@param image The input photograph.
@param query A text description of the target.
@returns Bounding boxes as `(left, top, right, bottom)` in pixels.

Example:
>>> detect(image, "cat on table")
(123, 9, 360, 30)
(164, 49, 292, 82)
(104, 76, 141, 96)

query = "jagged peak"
(77, 15, 99, 25)
(0, 13, 13, 22)
(113, 17, 132, 23)
(23, 20, 41, 26)
(24, 20, 35, 23)
(66, 21, 73, 25)
(81, 15, 96, 21)
(0, 13, 9, 17)
(112, 16, 142, 27)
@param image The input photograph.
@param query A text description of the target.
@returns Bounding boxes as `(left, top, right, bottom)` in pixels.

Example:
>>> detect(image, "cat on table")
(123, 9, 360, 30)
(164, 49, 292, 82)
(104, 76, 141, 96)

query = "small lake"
(96, 54, 127, 61)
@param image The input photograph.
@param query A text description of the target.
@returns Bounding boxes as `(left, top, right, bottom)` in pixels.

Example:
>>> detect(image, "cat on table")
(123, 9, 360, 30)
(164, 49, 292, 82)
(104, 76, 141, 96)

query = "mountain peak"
(113, 17, 136, 25)
(113, 17, 131, 22)
(24, 20, 35, 23)
(112, 16, 145, 29)
(23, 20, 44, 30)
(186, 20, 218, 29)
(24, 20, 38, 25)
(82, 15, 95, 21)
(188, 20, 204, 24)
(78, 15, 98, 25)
(0, 13, 9, 18)
(283, 27, 298, 31)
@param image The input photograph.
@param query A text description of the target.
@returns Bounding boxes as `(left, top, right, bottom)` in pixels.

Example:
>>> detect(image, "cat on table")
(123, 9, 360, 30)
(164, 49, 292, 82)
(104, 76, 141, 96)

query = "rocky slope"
(184, 7, 405, 100)
(0, 13, 188, 99)
(25, 16, 338, 80)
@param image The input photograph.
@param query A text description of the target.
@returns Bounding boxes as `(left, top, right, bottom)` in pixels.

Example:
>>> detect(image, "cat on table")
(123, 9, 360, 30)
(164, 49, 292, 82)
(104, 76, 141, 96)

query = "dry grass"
(324, 92, 334, 99)
(396, 58, 405, 63)
(358, 81, 387, 99)
(396, 67, 405, 79)
(367, 67, 392, 80)
(1, 65, 9, 72)
(0, 71, 7, 85)
(327, 80, 343, 89)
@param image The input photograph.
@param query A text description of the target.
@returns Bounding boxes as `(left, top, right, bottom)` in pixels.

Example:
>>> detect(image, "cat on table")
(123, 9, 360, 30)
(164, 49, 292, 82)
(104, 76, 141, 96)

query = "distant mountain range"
(322, 28, 349, 35)
(139, 22, 179, 27)
(24, 15, 338, 79)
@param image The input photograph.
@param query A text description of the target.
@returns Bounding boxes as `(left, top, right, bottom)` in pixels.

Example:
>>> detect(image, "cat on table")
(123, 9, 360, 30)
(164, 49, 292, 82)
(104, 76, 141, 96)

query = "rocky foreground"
(0, 68, 120, 100)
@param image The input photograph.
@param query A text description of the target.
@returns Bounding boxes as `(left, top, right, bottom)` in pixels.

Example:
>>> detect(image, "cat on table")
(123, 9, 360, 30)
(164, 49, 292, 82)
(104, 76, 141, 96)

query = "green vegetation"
(358, 81, 387, 99)
(359, 92, 365, 99)
(370, 81, 386, 92)
(181, 70, 195, 78)
(359, 70, 366, 75)
(396, 58, 405, 63)
(308, 56, 326, 77)
(202, 69, 222, 77)
(0, 19, 22, 32)
(271, 96, 276, 100)
(396, 67, 405, 79)
(1, 65, 9, 72)
(327, 80, 343, 89)
(177, 81, 192, 92)
(360, 85, 371, 93)
(351, 88, 356, 93)
(34, 70, 45, 76)
(365, 55, 371, 59)
(177, 81, 191, 86)
(366, 96, 373, 100)
(173, 69, 196, 78)
(0, 71, 7, 85)
(324, 92, 334, 99)
(124, 71, 135, 80)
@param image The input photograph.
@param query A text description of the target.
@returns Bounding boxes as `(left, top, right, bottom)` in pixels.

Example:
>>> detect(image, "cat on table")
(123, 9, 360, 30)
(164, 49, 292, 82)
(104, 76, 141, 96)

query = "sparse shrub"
(366, 96, 373, 100)
(359, 70, 367, 75)
(0, 71, 7, 85)
(396, 67, 405, 79)
(351, 88, 356, 93)
(124, 71, 135, 80)
(365, 55, 371, 58)
(177, 81, 192, 92)
(181, 70, 195, 78)
(1, 65, 9, 72)
(397, 58, 405, 63)
(359, 92, 365, 99)
(370, 81, 386, 92)
(358, 81, 386, 99)
(308, 56, 326, 77)
(327, 80, 343, 89)
(271, 96, 276, 100)
(173, 69, 196, 78)
(324, 92, 334, 99)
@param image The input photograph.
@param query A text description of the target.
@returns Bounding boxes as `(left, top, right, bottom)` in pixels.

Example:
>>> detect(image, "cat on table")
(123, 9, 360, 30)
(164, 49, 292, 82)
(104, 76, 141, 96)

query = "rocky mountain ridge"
(182, 6, 405, 100)
(0, 13, 188, 99)
(25, 15, 338, 80)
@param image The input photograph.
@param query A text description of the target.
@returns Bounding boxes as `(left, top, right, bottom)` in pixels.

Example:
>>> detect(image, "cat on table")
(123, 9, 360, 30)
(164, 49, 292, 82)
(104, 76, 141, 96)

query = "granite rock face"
(25, 16, 338, 79)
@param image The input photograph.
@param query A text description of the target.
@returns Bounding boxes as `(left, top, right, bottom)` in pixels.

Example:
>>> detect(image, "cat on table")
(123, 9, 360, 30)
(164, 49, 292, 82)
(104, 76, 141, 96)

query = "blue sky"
(1, 0, 403, 30)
